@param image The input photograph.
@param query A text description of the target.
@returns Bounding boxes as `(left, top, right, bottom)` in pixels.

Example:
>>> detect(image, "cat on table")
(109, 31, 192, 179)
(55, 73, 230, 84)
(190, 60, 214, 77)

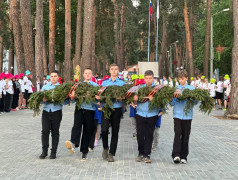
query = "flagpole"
(148, 0, 151, 62)
(156, 0, 159, 62)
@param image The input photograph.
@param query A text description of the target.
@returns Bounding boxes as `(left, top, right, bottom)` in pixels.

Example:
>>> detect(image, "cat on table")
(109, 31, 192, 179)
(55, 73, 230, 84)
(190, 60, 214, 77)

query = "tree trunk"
(0, 35, 2, 72)
(81, 0, 94, 74)
(74, 0, 82, 68)
(113, 0, 121, 69)
(184, 0, 194, 77)
(203, 0, 211, 77)
(20, 0, 36, 85)
(11, 0, 25, 73)
(165, 49, 169, 78)
(49, 0, 55, 73)
(8, 2, 14, 74)
(158, 15, 167, 77)
(225, 0, 238, 119)
(35, 0, 44, 84)
(120, 3, 125, 69)
(64, 0, 72, 82)
(42, 28, 48, 75)
(91, 4, 96, 74)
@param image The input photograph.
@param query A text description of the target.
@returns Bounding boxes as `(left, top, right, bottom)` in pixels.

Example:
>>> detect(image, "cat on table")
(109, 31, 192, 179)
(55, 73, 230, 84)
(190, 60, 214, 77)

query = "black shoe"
(82, 153, 87, 160)
(107, 153, 114, 162)
(39, 151, 48, 159)
(50, 152, 56, 159)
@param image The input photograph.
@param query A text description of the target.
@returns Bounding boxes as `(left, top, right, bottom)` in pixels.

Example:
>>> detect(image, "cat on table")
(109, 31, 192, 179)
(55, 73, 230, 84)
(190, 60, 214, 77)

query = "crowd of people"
(0, 71, 52, 115)
(0, 67, 232, 164)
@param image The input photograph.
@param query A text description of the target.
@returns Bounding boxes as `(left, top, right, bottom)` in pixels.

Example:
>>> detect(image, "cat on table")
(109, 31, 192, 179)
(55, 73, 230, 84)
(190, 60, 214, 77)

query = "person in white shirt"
(122, 68, 128, 79)
(202, 78, 210, 90)
(190, 77, 195, 87)
(0, 75, 4, 114)
(36, 77, 41, 92)
(162, 76, 168, 86)
(223, 74, 230, 111)
(27, 75, 34, 101)
(18, 73, 25, 109)
(195, 76, 201, 88)
(168, 76, 173, 87)
(4, 73, 14, 112)
(215, 76, 224, 110)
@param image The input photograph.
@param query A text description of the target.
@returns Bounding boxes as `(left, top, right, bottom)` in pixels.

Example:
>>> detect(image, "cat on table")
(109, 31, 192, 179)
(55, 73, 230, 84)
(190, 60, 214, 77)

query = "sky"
(132, 0, 139, 7)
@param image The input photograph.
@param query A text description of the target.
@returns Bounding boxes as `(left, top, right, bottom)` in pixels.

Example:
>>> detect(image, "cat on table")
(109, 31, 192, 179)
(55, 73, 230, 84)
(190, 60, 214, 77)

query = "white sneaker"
(88, 148, 93, 152)
(180, 159, 187, 164)
(65, 140, 75, 154)
(173, 156, 180, 164)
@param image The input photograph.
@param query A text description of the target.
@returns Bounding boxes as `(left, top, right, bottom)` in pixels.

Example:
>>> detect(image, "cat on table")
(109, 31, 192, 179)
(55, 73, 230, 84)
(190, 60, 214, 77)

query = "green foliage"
(178, 88, 215, 115)
(194, 0, 233, 76)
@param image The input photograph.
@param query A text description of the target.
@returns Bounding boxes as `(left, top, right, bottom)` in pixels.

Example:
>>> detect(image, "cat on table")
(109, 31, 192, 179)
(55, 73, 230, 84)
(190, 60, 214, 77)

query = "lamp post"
(210, 8, 230, 79)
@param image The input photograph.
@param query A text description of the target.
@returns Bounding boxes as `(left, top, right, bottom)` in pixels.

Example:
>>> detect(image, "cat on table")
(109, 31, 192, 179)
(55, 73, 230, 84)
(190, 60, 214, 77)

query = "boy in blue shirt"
(65, 68, 99, 160)
(39, 71, 68, 159)
(133, 70, 161, 163)
(170, 70, 198, 164)
(96, 64, 125, 162)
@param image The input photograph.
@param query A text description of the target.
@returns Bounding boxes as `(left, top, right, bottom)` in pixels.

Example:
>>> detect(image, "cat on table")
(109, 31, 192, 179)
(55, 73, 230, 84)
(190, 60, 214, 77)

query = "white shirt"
(216, 81, 224, 93)
(202, 83, 210, 90)
(0, 80, 3, 94)
(43, 80, 48, 86)
(37, 81, 40, 92)
(122, 71, 128, 79)
(175, 82, 179, 87)
(209, 83, 216, 97)
(24, 76, 29, 90)
(195, 80, 200, 88)
(168, 80, 173, 87)
(190, 81, 195, 87)
(163, 80, 168, 86)
(18, 79, 25, 93)
(223, 79, 230, 88)
(28, 80, 33, 93)
(4, 80, 14, 94)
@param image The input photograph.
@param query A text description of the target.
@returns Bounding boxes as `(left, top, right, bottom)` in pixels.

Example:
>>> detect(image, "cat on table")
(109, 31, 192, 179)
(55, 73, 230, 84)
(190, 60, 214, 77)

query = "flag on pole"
(157, 0, 160, 19)
(150, 0, 153, 21)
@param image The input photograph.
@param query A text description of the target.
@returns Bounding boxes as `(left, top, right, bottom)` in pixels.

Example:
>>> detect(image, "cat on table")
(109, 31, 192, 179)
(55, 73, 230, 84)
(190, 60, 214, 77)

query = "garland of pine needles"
(75, 82, 99, 110)
(28, 82, 214, 118)
(28, 82, 74, 116)
(177, 88, 215, 115)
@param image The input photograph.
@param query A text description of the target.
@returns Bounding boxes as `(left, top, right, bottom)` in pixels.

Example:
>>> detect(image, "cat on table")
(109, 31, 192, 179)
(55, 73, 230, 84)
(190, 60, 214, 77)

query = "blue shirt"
(129, 105, 137, 117)
(101, 77, 125, 108)
(41, 82, 68, 112)
(136, 83, 161, 118)
(80, 81, 99, 111)
(170, 84, 198, 120)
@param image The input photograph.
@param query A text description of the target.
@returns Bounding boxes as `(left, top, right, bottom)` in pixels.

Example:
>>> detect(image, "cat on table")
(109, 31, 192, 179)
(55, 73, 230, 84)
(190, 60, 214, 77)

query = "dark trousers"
(70, 108, 95, 153)
(41, 110, 62, 153)
(101, 108, 122, 156)
(172, 118, 192, 160)
(12, 94, 19, 109)
(0, 93, 5, 112)
(89, 119, 98, 149)
(136, 114, 158, 157)
(4, 92, 13, 112)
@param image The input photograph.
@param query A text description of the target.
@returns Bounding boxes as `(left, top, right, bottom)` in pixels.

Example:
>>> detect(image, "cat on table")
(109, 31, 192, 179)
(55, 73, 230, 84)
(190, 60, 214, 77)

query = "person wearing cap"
(223, 74, 230, 111)
(95, 64, 125, 162)
(0, 73, 4, 115)
(3, 73, 14, 112)
(22, 70, 31, 109)
(190, 77, 195, 87)
(11, 75, 21, 111)
(18, 73, 25, 110)
(0, 73, 6, 114)
(215, 76, 224, 110)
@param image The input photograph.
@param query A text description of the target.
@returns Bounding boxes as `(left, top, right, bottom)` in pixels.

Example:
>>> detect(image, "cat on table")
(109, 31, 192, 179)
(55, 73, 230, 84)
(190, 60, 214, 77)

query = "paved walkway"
(0, 105, 238, 180)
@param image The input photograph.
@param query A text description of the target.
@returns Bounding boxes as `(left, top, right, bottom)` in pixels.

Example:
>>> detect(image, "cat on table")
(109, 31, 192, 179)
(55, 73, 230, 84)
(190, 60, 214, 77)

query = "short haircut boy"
(109, 64, 118, 69)
(51, 70, 59, 76)
(144, 70, 154, 77)
(178, 70, 188, 78)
